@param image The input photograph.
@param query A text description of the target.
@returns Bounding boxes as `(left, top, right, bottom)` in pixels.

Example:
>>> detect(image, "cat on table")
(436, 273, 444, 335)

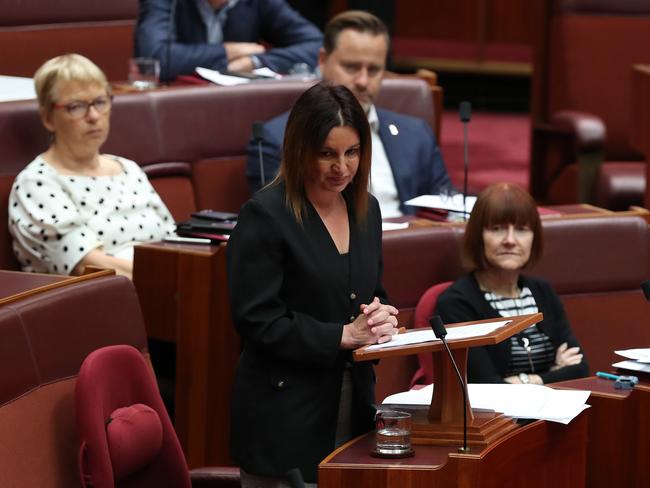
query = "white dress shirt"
(367, 105, 402, 218)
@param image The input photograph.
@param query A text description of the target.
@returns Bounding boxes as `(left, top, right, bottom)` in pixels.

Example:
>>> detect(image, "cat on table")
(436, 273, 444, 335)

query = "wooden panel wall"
(394, 0, 532, 45)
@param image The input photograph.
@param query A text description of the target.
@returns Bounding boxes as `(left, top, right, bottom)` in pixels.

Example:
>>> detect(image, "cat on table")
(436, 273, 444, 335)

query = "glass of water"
(128, 58, 160, 90)
(374, 410, 413, 457)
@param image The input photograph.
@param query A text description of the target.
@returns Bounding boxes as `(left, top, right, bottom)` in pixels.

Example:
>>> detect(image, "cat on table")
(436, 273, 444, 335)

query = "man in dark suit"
(135, 0, 323, 81)
(246, 10, 452, 217)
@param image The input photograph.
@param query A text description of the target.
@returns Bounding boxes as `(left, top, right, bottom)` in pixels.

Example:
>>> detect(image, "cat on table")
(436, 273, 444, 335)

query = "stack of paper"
(613, 348, 650, 374)
(365, 320, 510, 352)
(404, 194, 477, 214)
(196, 66, 280, 86)
(381, 222, 409, 231)
(383, 383, 590, 425)
(0, 76, 36, 102)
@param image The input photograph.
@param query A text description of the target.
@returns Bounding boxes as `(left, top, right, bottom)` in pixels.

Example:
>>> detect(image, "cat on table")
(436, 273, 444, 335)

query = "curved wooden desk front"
(319, 414, 588, 488)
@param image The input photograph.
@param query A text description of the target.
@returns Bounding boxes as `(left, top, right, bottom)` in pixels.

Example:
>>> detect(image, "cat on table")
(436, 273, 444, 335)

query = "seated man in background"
(247, 10, 452, 217)
(135, 0, 323, 81)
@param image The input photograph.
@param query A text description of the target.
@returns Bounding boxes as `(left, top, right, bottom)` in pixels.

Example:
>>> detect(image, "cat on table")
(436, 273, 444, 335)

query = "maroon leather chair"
(76, 345, 240, 488)
(0, 275, 147, 487)
(409, 281, 453, 388)
(530, 0, 650, 209)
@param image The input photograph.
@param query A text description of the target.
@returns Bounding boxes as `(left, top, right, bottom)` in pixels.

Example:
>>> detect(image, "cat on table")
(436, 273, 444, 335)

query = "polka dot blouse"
(8, 155, 176, 274)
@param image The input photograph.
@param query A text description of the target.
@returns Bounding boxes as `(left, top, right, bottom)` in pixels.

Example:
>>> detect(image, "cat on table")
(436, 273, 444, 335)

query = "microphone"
(459, 101, 471, 220)
(284, 468, 306, 488)
(642, 280, 650, 301)
(252, 121, 266, 187)
(430, 315, 470, 453)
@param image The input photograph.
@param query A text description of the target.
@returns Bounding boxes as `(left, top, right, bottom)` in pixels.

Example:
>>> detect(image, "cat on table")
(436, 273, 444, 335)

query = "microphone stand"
(459, 101, 472, 221)
(430, 315, 470, 453)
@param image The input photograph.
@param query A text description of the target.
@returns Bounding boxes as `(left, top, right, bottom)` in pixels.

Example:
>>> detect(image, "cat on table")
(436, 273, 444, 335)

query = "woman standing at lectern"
(227, 83, 399, 486)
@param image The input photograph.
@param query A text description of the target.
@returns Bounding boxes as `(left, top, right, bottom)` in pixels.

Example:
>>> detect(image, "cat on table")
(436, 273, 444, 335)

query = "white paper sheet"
(404, 194, 477, 213)
(615, 348, 650, 363)
(364, 320, 511, 351)
(382, 222, 409, 231)
(612, 360, 650, 373)
(196, 67, 250, 86)
(196, 67, 280, 86)
(0, 75, 36, 102)
(383, 383, 590, 424)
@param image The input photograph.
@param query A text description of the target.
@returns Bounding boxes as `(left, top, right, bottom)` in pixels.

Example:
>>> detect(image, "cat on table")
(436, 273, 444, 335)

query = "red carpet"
(440, 110, 530, 194)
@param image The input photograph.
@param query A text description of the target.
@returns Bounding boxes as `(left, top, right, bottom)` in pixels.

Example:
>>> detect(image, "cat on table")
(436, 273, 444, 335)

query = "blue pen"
(596, 371, 620, 381)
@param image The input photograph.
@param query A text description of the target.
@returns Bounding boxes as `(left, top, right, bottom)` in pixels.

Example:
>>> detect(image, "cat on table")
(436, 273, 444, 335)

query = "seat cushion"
(107, 403, 163, 481)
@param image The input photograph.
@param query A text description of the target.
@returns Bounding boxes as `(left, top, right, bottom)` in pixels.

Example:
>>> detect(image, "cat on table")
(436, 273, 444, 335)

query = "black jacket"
(437, 273, 589, 384)
(227, 183, 385, 482)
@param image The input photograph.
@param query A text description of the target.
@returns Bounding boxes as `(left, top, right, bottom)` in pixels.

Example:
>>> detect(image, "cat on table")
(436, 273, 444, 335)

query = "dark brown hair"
(276, 82, 371, 223)
(462, 182, 543, 271)
(323, 10, 389, 55)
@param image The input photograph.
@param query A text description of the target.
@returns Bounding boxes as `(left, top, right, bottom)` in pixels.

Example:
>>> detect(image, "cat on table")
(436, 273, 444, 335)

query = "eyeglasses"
(52, 95, 113, 119)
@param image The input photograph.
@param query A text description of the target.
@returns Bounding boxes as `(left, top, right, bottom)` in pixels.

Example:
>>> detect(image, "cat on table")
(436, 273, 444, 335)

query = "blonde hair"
(34, 54, 110, 117)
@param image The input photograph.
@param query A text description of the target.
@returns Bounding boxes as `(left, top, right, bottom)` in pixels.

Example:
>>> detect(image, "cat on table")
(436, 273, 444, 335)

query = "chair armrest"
(190, 466, 240, 488)
(530, 111, 607, 202)
(550, 110, 605, 152)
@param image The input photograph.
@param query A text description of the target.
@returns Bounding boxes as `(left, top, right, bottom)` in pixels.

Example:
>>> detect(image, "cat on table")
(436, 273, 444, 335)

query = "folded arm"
(136, 0, 230, 80)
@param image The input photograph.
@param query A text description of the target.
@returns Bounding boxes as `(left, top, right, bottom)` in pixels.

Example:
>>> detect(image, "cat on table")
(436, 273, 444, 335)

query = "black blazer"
(437, 273, 589, 384)
(227, 183, 386, 482)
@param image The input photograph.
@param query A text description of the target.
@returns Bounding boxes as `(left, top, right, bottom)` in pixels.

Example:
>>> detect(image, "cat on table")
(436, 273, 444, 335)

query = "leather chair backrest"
(0, 275, 147, 487)
(410, 281, 453, 387)
(0, 0, 136, 80)
(0, 78, 437, 267)
(382, 225, 464, 312)
(76, 345, 191, 488)
(530, 215, 649, 293)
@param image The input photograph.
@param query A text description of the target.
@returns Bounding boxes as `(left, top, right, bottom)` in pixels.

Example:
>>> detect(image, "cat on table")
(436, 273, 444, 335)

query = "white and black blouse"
(8, 155, 175, 274)
(482, 287, 555, 375)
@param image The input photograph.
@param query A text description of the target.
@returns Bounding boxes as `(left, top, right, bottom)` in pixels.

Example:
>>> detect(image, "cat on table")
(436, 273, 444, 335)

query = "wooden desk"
(553, 376, 650, 488)
(412, 203, 650, 226)
(319, 414, 588, 488)
(133, 242, 240, 468)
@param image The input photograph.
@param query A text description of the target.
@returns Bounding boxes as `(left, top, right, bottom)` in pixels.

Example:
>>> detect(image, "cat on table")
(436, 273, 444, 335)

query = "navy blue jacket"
(246, 107, 451, 214)
(135, 0, 323, 80)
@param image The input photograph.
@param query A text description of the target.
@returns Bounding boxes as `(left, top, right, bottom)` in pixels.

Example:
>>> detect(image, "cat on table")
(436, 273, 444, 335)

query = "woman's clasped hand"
(341, 297, 399, 349)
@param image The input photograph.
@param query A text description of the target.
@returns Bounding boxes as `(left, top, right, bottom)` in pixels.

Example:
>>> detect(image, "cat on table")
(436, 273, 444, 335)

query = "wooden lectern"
(353, 313, 543, 449)
(319, 312, 588, 487)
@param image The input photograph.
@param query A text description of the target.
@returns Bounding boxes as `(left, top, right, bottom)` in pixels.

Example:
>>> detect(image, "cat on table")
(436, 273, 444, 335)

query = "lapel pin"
(388, 124, 399, 136)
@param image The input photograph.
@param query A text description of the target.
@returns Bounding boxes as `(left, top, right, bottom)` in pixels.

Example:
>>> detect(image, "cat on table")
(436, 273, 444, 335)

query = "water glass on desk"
(128, 58, 160, 90)
(374, 410, 413, 457)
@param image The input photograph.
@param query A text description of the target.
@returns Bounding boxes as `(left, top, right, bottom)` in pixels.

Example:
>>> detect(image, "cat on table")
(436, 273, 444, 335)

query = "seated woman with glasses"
(437, 182, 589, 385)
(8, 54, 175, 279)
